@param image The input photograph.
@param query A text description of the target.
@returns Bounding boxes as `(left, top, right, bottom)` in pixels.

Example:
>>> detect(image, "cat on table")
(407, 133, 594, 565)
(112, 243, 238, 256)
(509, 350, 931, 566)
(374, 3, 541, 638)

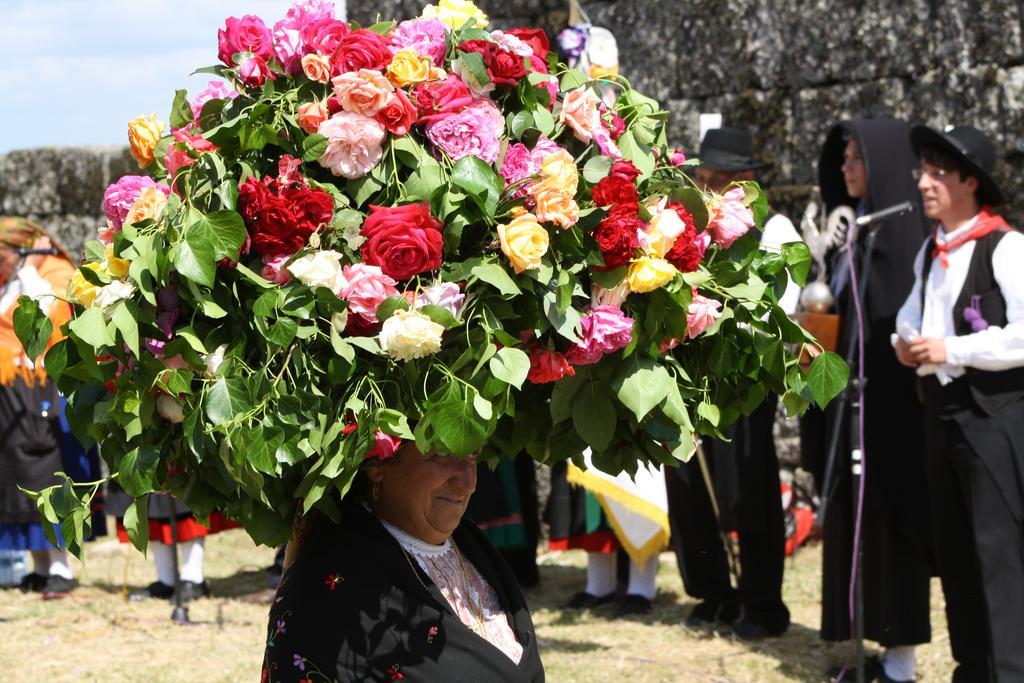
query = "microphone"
(855, 201, 914, 228)
(15, 247, 60, 256)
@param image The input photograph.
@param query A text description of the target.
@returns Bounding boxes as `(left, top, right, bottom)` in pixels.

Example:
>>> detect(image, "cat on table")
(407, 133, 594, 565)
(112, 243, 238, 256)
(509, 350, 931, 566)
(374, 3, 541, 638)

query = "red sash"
(931, 207, 1010, 268)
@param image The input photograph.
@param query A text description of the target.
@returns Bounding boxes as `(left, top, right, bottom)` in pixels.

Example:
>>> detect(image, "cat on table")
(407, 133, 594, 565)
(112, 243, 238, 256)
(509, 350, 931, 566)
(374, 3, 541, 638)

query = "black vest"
(922, 228, 1024, 415)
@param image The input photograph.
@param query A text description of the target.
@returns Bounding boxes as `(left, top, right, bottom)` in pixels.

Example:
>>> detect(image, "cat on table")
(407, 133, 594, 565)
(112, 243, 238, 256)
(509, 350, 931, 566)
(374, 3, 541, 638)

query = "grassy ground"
(0, 527, 952, 682)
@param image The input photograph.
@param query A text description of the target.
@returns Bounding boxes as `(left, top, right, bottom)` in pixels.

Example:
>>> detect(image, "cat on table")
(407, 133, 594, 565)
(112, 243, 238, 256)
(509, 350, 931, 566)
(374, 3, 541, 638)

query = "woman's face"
(841, 138, 867, 199)
(367, 445, 477, 544)
(0, 247, 19, 288)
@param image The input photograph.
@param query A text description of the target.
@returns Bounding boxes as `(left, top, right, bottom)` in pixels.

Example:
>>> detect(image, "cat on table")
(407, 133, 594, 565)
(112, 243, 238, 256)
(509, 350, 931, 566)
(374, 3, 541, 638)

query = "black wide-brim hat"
(910, 124, 1004, 206)
(697, 127, 770, 172)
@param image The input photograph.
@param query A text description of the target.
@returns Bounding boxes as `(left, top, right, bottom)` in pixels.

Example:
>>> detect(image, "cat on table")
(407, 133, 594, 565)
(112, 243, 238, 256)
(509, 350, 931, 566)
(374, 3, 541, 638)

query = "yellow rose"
(497, 212, 549, 273)
(644, 208, 687, 258)
(379, 309, 445, 361)
(125, 186, 168, 228)
(626, 257, 677, 293)
(421, 0, 489, 28)
(128, 113, 165, 168)
(103, 245, 131, 279)
(386, 49, 434, 87)
(589, 63, 620, 79)
(68, 263, 102, 307)
(534, 149, 579, 196)
(534, 188, 579, 230)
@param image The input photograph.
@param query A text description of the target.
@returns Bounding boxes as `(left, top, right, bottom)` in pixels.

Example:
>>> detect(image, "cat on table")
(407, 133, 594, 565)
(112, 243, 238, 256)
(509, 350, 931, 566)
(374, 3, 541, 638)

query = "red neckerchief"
(931, 206, 1010, 268)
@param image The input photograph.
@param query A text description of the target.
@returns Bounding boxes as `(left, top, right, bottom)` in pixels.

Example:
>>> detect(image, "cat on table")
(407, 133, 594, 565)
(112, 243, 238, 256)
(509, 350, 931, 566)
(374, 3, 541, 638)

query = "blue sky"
(0, 0, 320, 153)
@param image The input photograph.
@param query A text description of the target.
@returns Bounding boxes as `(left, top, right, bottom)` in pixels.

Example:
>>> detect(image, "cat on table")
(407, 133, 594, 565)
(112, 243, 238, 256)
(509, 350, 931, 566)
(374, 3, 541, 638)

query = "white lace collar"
(375, 513, 452, 558)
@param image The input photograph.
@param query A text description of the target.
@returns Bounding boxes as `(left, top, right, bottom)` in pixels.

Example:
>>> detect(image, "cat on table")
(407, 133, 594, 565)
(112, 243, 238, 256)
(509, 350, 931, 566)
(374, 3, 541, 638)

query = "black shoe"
(613, 594, 652, 617)
(826, 655, 882, 682)
(41, 575, 76, 600)
(19, 572, 47, 593)
(732, 617, 789, 640)
(129, 581, 175, 601)
(177, 580, 210, 602)
(684, 600, 720, 628)
(564, 590, 615, 609)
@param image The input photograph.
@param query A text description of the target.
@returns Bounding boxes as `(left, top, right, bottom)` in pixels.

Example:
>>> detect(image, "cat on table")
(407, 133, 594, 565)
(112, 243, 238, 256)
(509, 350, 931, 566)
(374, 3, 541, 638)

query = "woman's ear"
(364, 461, 384, 484)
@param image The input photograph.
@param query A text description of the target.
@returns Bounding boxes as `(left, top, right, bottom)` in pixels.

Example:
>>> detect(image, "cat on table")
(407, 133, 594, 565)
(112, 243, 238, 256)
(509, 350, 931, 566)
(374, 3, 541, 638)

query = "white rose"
(287, 250, 346, 293)
(650, 208, 686, 239)
(379, 309, 445, 361)
(202, 344, 228, 377)
(93, 280, 135, 313)
(156, 394, 184, 423)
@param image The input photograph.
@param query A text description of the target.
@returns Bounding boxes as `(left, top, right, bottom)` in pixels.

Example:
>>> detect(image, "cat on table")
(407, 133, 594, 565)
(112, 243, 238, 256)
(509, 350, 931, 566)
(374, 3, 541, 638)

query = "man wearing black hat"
(665, 127, 801, 639)
(895, 125, 1024, 682)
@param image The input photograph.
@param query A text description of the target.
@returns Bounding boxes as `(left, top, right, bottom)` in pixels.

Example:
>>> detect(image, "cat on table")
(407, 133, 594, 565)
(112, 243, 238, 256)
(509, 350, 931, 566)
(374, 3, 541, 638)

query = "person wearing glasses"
(813, 119, 932, 682)
(895, 125, 1024, 682)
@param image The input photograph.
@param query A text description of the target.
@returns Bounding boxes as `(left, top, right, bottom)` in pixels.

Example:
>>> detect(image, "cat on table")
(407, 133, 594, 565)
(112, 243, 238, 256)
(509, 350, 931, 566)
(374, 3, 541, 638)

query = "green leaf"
(376, 295, 410, 322)
(782, 241, 812, 286)
(205, 377, 252, 426)
(199, 210, 248, 261)
(123, 494, 150, 554)
(532, 105, 555, 137)
(612, 355, 673, 422)
(488, 347, 530, 389)
(457, 50, 491, 89)
(111, 301, 139, 358)
(13, 296, 52, 360)
(509, 110, 534, 139)
(302, 133, 328, 162)
(244, 425, 285, 475)
(559, 70, 588, 90)
(550, 371, 583, 423)
(68, 307, 115, 349)
(697, 400, 721, 426)
(471, 262, 521, 296)
(451, 156, 502, 217)
(582, 155, 613, 184)
(427, 382, 491, 455)
(267, 317, 298, 347)
(235, 261, 275, 289)
(117, 446, 161, 497)
(572, 381, 617, 451)
(542, 291, 582, 343)
(169, 89, 194, 130)
(419, 304, 459, 328)
(404, 163, 446, 202)
(670, 186, 710, 231)
(805, 351, 849, 410)
(173, 230, 217, 287)
(617, 131, 655, 179)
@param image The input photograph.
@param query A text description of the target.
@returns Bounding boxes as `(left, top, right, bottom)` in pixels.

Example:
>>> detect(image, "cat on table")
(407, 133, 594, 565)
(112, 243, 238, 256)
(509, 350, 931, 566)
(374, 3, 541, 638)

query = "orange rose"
(298, 101, 329, 134)
(559, 87, 601, 144)
(534, 149, 578, 196)
(128, 113, 165, 168)
(534, 187, 579, 230)
(301, 53, 332, 83)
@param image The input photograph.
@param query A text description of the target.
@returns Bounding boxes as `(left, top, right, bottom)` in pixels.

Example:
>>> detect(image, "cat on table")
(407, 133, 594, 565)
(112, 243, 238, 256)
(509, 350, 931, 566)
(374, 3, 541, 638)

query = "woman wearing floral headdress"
(263, 442, 544, 682)
(0, 217, 81, 599)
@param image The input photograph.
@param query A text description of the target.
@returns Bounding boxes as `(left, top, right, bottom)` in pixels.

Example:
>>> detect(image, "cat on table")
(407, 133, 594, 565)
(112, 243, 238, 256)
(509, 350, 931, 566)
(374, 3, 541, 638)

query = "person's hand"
(894, 336, 919, 368)
(909, 336, 947, 365)
(25, 236, 52, 270)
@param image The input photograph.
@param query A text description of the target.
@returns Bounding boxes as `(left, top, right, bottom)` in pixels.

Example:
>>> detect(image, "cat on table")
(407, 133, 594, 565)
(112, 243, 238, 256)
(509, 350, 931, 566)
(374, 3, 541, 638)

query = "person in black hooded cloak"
(811, 118, 932, 682)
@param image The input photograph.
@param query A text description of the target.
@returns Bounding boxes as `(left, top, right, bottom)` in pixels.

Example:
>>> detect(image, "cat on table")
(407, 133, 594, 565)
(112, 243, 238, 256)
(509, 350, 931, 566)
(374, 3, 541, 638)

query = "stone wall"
(3, 0, 1021, 255)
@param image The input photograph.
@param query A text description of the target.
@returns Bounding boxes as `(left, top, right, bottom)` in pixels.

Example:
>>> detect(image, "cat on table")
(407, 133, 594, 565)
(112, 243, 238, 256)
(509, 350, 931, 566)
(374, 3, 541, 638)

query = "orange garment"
(0, 255, 75, 386)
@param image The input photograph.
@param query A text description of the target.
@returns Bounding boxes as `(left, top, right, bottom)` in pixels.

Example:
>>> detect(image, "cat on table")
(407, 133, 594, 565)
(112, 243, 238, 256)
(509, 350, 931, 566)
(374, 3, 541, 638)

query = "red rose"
(283, 185, 334, 232)
(593, 213, 642, 270)
(608, 113, 626, 140)
(609, 160, 641, 183)
(504, 28, 550, 61)
(526, 346, 575, 384)
(486, 47, 528, 85)
(238, 177, 333, 258)
(360, 202, 444, 281)
(457, 39, 493, 60)
(344, 312, 382, 336)
(375, 89, 418, 136)
(332, 29, 392, 75)
(591, 174, 639, 211)
(663, 202, 703, 272)
(413, 74, 474, 127)
(301, 17, 350, 54)
(218, 15, 274, 65)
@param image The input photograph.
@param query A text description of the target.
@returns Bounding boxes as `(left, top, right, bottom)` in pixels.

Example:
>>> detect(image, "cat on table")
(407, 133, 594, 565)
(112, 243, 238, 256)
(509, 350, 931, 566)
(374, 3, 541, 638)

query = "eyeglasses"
(911, 167, 951, 181)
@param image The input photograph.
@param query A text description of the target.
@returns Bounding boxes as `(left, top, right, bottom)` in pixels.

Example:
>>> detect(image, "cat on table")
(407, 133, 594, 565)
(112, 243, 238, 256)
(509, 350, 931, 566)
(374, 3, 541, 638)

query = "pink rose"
(298, 101, 329, 134)
(273, 0, 336, 75)
(565, 305, 634, 365)
(500, 143, 537, 185)
(706, 187, 754, 248)
(425, 99, 503, 163)
(102, 176, 170, 231)
(686, 293, 722, 339)
(261, 253, 294, 284)
(388, 18, 447, 66)
(331, 69, 394, 116)
(302, 53, 333, 83)
(669, 148, 687, 166)
(338, 264, 399, 322)
(300, 17, 350, 54)
(218, 15, 274, 65)
(412, 282, 465, 317)
(366, 430, 402, 460)
(560, 86, 602, 144)
(592, 125, 623, 159)
(238, 56, 275, 87)
(189, 81, 238, 124)
(317, 111, 387, 179)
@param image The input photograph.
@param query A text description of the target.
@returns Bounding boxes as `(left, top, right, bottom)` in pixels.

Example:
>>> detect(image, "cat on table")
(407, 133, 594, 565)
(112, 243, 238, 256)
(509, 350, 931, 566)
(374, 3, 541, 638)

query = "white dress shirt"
(761, 213, 803, 316)
(895, 214, 1024, 384)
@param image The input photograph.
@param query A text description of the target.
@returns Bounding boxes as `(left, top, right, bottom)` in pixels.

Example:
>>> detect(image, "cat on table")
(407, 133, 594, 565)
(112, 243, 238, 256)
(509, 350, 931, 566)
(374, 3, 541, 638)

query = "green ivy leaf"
(488, 347, 530, 389)
(612, 355, 673, 422)
(111, 301, 140, 358)
(582, 155, 613, 184)
(13, 296, 52, 360)
(451, 156, 503, 217)
(471, 262, 521, 296)
(426, 382, 491, 455)
(572, 381, 617, 451)
(419, 304, 459, 328)
(173, 230, 217, 287)
(782, 241, 812, 286)
(68, 307, 115, 349)
(169, 89, 194, 130)
(123, 494, 150, 554)
(205, 377, 252, 426)
(302, 133, 328, 162)
(509, 110, 534, 139)
(117, 446, 161, 497)
(805, 351, 849, 410)
(267, 317, 298, 347)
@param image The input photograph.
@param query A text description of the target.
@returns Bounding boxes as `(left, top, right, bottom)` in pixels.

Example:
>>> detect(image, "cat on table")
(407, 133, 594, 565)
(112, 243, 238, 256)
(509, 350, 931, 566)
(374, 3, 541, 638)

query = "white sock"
(48, 549, 73, 580)
(584, 551, 616, 597)
(30, 550, 50, 577)
(152, 542, 177, 586)
(626, 554, 658, 600)
(882, 645, 915, 681)
(178, 538, 205, 584)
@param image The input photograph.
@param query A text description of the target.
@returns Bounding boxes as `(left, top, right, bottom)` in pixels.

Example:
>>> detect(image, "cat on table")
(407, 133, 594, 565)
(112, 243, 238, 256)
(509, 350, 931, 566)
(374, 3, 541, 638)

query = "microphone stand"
(815, 224, 880, 683)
